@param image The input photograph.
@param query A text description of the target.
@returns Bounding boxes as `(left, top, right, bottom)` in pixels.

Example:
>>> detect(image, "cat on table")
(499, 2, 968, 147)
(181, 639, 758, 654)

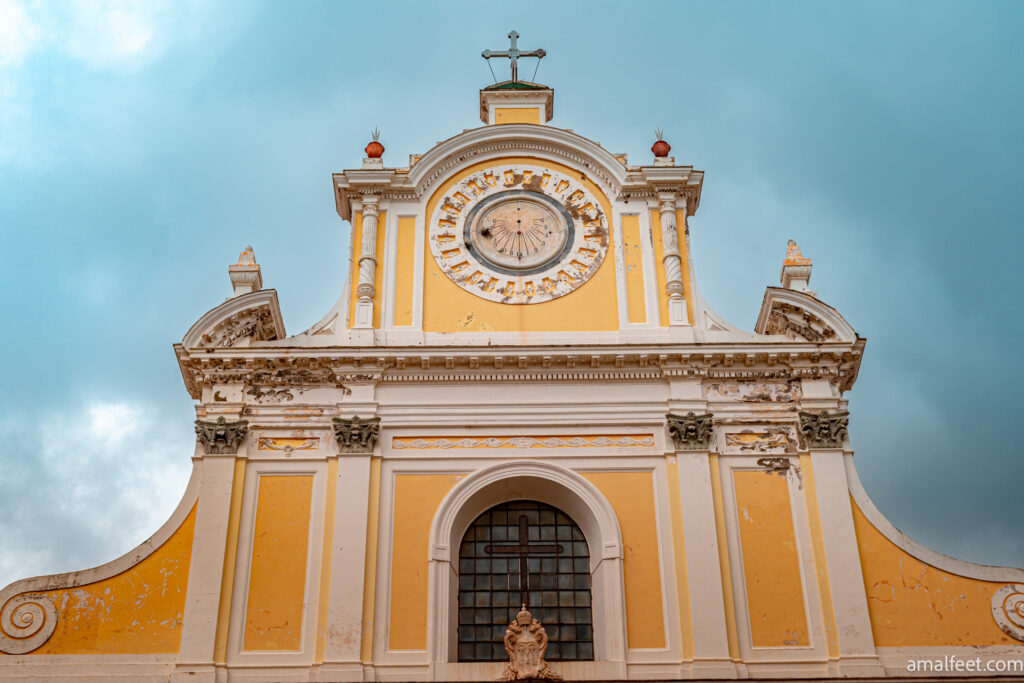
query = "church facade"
(3, 39, 1024, 682)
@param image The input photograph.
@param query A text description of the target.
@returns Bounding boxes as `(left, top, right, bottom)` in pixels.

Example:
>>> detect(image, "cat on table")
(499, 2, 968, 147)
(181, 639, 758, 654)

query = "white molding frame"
(224, 462, 327, 669)
(845, 455, 1024, 582)
(717, 456, 830, 665)
(425, 460, 628, 678)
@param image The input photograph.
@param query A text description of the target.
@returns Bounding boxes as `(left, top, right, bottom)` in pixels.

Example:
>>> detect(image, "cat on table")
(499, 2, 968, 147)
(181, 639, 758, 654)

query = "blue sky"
(1, 0, 1022, 589)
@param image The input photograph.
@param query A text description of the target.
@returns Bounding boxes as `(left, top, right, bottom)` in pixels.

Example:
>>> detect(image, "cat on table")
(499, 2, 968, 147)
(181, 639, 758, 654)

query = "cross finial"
(481, 29, 546, 83)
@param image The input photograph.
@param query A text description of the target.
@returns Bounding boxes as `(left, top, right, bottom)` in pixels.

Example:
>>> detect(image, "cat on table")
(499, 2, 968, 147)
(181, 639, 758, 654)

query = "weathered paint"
(851, 500, 1017, 647)
(213, 458, 247, 663)
(708, 456, 740, 660)
(494, 107, 541, 124)
(581, 471, 666, 649)
(347, 211, 387, 329)
(665, 456, 694, 659)
(391, 434, 655, 449)
(26, 505, 196, 655)
(733, 469, 809, 648)
(388, 473, 462, 650)
(315, 457, 339, 662)
(243, 475, 314, 651)
(360, 456, 382, 662)
(422, 156, 618, 333)
(621, 214, 647, 324)
(799, 455, 840, 658)
(393, 216, 417, 326)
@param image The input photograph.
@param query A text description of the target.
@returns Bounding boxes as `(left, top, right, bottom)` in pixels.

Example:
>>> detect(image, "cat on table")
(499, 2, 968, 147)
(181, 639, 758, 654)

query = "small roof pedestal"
(480, 82, 554, 125)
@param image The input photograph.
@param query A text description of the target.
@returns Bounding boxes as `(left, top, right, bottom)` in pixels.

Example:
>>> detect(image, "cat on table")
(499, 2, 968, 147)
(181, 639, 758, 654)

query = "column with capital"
(659, 194, 689, 325)
(353, 196, 380, 334)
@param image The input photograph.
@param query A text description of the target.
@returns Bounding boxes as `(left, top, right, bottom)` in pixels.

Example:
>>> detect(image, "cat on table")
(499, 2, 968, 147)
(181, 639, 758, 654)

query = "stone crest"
(797, 409, 849, 449)
(498, 605, 561, 681)
(666, 411, 714, 451)
(332, 415, 381, 453)
(195, 416, 249, 454)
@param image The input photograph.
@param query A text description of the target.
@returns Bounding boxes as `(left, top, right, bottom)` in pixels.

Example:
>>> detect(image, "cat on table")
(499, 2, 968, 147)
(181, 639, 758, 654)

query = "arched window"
(457, 500, 594, 662)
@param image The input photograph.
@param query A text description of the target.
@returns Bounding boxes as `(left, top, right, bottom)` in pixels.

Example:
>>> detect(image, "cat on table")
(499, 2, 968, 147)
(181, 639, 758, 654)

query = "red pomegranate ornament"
(365, 127, 384, 158)
(651, 126, 671, 157)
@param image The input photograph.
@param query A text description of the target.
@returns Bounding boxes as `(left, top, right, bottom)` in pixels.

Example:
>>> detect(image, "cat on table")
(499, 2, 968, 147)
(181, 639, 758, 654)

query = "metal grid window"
(457, 500, 594, 662)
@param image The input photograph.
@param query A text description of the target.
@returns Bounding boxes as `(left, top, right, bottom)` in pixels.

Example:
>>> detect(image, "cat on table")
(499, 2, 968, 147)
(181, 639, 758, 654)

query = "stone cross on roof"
(482, 30, 546, 83)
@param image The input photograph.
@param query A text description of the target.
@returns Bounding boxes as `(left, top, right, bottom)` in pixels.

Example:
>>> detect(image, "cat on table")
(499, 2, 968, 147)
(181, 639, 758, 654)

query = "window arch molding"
(427, 461, 627, 677)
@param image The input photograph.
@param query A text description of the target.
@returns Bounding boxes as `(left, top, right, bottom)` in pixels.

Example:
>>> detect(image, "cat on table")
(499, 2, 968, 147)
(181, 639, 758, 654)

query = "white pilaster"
(171, 453, 239, 683)
(809, 450, 884, 677)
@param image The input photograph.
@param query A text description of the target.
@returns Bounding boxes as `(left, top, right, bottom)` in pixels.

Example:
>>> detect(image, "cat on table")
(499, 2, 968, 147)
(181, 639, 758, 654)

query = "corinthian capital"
(666, 411, 714, 451)
(798, 409, 849, 449)
(195, 416, 249, 454)
(361, 195, 380, 218)
(333, 415, 381, 454)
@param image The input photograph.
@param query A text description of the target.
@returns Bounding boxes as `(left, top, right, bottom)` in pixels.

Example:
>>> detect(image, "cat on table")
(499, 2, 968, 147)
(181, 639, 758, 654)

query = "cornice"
(174, 341, 865, 399)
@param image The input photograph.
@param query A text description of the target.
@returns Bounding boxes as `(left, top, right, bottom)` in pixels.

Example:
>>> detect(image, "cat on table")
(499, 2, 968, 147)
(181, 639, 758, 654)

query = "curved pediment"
(755, 287, 857, 343)
(181, 289, 285, 350)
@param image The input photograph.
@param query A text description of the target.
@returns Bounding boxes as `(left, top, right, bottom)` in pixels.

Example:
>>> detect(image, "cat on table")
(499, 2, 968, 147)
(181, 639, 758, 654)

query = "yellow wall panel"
(851, 501, 1017, 647)
(423, 156, 618, 333)
(393, 216, 417, 326)
(388, 473, 462, 650)
(244, 475, 313, 651)
(733, 470, 809, 647)
(27, 505, 196, 655)
(621, 214, 647, 324)
(494, 107, 541, 124)
(582, 471, 666, 649)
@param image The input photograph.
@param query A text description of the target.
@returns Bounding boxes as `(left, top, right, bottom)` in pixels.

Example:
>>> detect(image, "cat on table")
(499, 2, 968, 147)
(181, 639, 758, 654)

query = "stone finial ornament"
(228, 245, 263, 296)
(332, 415, 381, 454)
(798, 409, 849, 449)
(195, 416, 249, 454)
(498, 605, 561, 681)
(666, 411, 714, 451)
(780, 239, 814, 294)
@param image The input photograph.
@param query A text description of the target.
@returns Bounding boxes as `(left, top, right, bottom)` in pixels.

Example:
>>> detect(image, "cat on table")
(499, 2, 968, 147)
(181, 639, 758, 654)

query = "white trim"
(755, 287, 858, 343)
(845, 455, 1024, 582)
(225, 463, 327, 668)
(181, 289, 285, 349)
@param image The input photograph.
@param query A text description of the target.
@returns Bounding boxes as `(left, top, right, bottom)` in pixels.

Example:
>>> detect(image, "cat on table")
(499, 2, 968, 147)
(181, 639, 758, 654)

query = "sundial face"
(428, 164, 609, 304)
(468, 192, 570, 273)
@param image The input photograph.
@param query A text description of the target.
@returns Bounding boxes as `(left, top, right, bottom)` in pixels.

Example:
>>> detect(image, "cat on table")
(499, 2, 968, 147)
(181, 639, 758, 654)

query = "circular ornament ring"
(428, 164, 609, 304)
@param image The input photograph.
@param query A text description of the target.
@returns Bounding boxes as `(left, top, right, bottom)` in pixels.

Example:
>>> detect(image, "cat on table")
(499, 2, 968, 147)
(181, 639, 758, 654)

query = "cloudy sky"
(1, 0, 1022, 590)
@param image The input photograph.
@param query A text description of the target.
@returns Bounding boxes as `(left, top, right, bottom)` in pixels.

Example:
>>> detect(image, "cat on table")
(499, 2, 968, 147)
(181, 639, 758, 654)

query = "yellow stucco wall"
(423, 156, 619, 333)
(799, 456, 840, 658)
(243, 475, 313, 651)
(388, 473, 463, 650)
(494, 107, 541, 124)
(214, 458, 247, 663)
(21, 505, 197, 655)
(665, 457, 694, 658)
(851, 500, 1017, 647)
(733, 470, 809, 648)
(582, 471, 666, 649)
(621, 214, 647, 324)
(393, 216, 417, 326)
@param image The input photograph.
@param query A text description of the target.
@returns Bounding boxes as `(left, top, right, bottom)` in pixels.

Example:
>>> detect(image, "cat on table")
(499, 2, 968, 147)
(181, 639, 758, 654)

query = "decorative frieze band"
(333, 416, 381, 454)
(798, 409, 849, 449)
(392, 434, 655, 450)
(666, 411, 714, 451)
(195, 416, 249, 454)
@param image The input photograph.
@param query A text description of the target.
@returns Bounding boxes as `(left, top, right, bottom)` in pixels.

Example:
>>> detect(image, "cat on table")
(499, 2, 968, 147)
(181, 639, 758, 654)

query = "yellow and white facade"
(2, 77, 1023, 683)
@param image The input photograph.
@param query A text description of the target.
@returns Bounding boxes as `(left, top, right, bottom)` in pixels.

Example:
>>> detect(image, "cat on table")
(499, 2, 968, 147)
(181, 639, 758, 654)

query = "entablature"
(175, 340, 865, 399)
